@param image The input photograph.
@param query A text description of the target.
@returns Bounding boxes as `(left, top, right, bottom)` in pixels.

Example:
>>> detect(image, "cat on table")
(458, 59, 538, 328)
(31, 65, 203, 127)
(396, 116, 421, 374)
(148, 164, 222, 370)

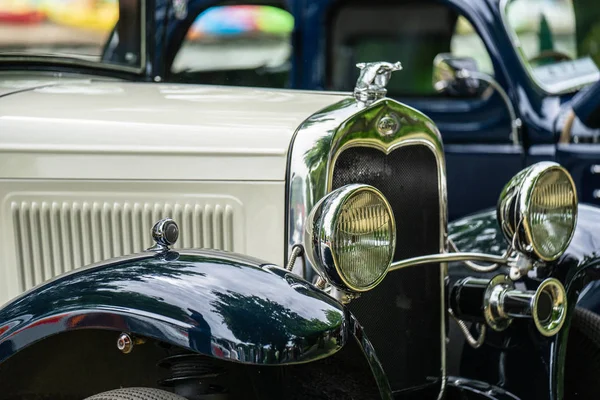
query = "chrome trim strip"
(350, 314, 394, 400)
(286, 95, 448, 397)
(499, 0, 598, 95)
(285, 97, 364, 271)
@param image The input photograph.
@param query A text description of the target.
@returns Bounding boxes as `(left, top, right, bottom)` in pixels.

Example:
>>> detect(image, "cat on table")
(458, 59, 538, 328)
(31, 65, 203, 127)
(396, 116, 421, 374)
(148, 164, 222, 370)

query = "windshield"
(503, 0, 600, 93)
(0, 0, 142, 71)
(171, 5, 293, 81)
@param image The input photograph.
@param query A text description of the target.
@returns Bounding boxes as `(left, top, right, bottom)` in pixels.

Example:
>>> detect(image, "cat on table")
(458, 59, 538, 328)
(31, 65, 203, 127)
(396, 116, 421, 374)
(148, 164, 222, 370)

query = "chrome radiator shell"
(285, 96, 447, 396)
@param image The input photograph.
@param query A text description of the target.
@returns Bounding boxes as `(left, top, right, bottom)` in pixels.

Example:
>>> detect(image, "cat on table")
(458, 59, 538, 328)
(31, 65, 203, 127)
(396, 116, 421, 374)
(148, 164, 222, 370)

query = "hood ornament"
(354, 61, 402, 105)
(147, 218, 179, 253)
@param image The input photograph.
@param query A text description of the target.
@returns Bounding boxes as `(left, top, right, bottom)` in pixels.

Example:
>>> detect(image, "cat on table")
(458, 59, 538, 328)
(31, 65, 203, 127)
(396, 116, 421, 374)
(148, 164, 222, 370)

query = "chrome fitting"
(117, 333, 134, 354)
(117, 333, 146, 354)
(330, 287, 359, 305)
(508, 253, 533, 281)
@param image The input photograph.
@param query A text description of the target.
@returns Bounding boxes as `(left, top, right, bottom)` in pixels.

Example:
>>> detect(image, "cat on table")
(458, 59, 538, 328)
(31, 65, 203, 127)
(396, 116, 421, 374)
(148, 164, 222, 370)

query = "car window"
(504, 0, 600, 93)
(451, 16, 494, 76)
(0, 0, 142, 70)
(328, 2, 494, 97)
(169, 4, 293, 88)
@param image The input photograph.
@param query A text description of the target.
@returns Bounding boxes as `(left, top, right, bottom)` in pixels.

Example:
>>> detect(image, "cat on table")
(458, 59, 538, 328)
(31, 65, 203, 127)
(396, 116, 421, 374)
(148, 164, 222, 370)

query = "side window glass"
(451, 17, 494, 76)
(328, 3, 494, 97)
(169, 5, 293, 88)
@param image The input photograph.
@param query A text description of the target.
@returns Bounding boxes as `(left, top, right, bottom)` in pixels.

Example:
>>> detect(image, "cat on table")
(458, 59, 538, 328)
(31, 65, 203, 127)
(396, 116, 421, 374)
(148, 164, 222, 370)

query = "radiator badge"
(377, 114, 400, 137)
(354, 61, 402, 105)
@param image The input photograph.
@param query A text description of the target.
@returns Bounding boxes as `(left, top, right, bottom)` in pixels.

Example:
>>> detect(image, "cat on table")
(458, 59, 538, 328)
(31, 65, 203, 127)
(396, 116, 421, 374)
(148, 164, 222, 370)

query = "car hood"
(0, 80, 347, 181)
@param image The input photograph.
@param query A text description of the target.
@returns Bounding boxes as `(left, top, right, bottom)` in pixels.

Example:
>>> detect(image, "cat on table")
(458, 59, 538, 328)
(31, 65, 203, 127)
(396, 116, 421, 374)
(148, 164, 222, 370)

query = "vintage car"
(2, 2, 600, 400)
(115, 0, 600, 221)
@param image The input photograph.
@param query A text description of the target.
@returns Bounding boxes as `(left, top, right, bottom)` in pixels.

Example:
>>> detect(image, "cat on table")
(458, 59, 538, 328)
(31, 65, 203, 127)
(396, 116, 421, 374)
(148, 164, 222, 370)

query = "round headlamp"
(497, 162, 577, 261)
(304, 184, 396, 292)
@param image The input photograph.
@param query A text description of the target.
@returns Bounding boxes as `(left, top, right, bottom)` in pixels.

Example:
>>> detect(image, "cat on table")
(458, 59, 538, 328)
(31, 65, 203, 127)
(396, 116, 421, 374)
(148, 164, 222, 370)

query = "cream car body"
(0, 75, 346, 303)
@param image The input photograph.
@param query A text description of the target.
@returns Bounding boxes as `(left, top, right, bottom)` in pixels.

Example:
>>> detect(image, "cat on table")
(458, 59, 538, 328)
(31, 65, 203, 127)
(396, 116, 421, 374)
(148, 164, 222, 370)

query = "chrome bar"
(460, 70, 520, 146)
(448, 238, 510, 273)
(390, 252, 511, 272)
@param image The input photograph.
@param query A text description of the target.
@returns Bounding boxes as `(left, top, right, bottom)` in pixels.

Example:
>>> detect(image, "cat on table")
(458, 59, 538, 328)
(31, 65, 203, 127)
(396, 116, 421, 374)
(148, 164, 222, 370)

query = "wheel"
(565, 307, 600, 398)
(84, 387, 187, 400)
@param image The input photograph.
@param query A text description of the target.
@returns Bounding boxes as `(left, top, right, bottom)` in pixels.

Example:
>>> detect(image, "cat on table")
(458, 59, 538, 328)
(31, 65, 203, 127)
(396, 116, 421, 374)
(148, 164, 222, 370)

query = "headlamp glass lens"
(529, 169, 577, 260)
(332, 189, 394, 290)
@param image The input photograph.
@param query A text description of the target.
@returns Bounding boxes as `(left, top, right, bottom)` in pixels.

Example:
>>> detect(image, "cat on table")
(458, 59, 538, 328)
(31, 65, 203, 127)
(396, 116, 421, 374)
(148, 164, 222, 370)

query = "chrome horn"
(451, 275, 567, 337)
(485, 276, 567, 336)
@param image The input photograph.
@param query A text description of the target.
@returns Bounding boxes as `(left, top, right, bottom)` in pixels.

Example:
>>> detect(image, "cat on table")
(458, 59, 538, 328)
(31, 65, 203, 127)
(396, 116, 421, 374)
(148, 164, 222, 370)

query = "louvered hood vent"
(10, 197, 239, 291)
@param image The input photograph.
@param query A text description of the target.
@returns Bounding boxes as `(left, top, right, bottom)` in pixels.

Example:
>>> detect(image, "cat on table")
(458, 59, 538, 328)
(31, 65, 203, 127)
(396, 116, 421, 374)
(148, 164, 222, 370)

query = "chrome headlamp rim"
(498, 162, 578, 262)
(520, 164, 578, 261)
(304, 183, 396, 293)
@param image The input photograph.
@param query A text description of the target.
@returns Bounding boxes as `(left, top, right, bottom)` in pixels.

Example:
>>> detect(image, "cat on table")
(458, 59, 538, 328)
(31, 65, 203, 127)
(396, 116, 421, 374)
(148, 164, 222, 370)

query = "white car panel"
(0, 80, 344, 302)
(0, 81, 347, 181)
(0, 180, 285, 304)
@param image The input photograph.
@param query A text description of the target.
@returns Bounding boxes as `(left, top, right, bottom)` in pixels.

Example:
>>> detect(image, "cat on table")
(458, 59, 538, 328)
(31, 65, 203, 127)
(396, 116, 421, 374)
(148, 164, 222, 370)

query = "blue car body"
(137, 0, 599, 221)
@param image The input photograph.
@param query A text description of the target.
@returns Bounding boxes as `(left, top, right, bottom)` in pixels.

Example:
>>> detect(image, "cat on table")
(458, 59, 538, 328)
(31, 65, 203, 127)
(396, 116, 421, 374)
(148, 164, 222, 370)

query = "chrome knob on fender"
(147, 218, 179, 253)
(484, 275, 567, 337)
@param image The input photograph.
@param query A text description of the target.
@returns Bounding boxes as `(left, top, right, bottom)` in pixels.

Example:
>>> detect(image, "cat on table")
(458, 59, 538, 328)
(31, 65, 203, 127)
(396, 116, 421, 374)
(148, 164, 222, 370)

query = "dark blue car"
(138, 0, 600, 220)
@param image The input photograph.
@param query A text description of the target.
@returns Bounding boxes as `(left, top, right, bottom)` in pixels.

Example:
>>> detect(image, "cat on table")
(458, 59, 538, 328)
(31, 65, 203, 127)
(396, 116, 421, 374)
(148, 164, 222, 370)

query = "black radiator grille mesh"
(331, 145, 442, 393)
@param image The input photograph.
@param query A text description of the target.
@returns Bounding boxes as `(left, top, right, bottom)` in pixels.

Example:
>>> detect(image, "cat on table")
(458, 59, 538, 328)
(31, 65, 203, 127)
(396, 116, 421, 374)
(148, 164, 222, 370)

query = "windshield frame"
(0, 1, 146, 75)
(500, 0, 600, 95)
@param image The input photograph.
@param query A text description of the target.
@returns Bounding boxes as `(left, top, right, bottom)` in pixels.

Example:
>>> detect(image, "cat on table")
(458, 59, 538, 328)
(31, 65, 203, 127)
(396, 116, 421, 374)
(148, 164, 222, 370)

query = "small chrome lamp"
(497, 161, 578, 262)
(483, 161, 576, 335)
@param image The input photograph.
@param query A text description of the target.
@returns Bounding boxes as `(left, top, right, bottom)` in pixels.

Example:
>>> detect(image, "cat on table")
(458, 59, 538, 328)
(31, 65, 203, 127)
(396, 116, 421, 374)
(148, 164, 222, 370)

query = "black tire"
(565, 307, 600, 398)
(84, 387, 187, 400)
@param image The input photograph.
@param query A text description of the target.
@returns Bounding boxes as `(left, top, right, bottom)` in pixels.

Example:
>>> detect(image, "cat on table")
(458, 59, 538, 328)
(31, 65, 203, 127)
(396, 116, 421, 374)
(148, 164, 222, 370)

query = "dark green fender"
(0, 249, 392, 398)
(0, 249, 372, 365)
